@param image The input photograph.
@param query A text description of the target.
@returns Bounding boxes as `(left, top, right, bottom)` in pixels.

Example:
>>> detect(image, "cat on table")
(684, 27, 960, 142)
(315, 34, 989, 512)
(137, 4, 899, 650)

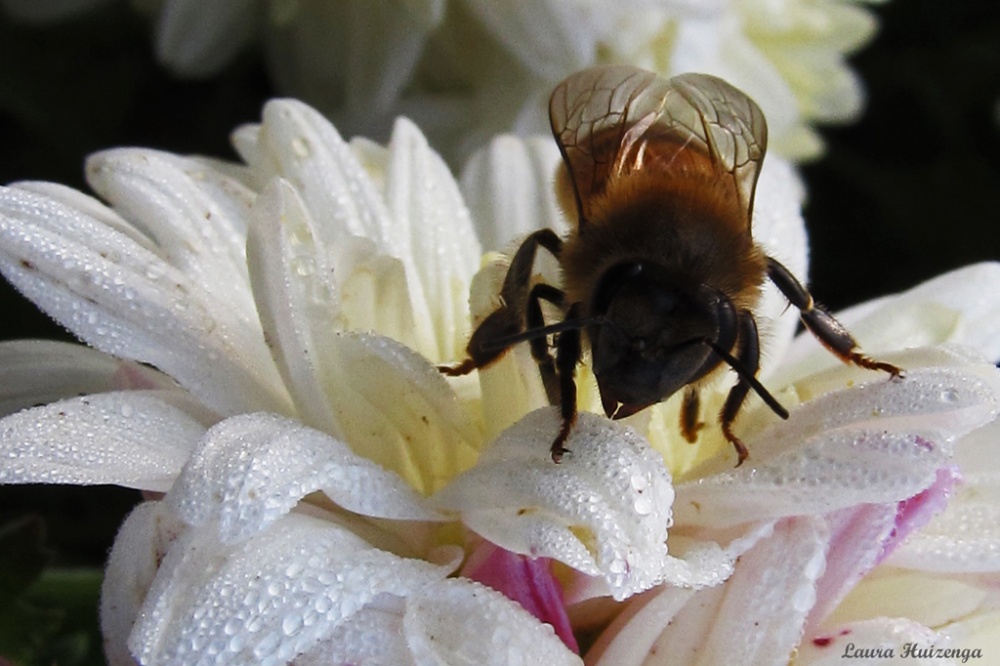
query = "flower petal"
(801, 617, 952, 665)
(461, 540, 577, 652)
(404, 578, 582, 665)
(750, 156, 809, 373)
(168, 413, 442, 543)
(129, 512, 455, 666)
(804, 503, 898, 635)
(155, 0, 258, 76)
(245, 177, 344, 435)
(459, 133, 567, 252)
(676, 357, 1000, 528)
(434, 410, 732, 600)
(459, 1, 597, 80)
(0, 339, 176, 417)
(235, 99, 397, 255)
(779, 262, 1000, 378)
(84, 149, 256, 313)
(101, 501, 183, 666)
(0, 391, 205, 491)
(0, 183, 292, 416)
(628, 517, 828, 666)
(383, 116, 481, 360)
(292, 598, 416, 666)
(339, 0, 444, 115)
(887, 418, 1000, 573)
(822, 567, 991, 635)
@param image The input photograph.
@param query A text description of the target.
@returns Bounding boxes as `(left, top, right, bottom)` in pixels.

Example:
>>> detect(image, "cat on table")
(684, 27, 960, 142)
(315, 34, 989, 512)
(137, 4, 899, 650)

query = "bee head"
(587, 261, 725, 418)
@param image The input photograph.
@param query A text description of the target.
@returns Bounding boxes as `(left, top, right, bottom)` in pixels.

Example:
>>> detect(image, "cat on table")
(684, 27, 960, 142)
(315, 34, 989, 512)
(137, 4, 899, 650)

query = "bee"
(442, 65, 901, 465)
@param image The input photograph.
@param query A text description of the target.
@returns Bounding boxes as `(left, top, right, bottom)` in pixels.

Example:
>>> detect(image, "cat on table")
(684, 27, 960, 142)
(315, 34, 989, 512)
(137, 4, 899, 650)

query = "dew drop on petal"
(633, 496, 653, 516)
(940, 388, 959, 403)
(281, 611, 303, 636)
(291, 137, 311, 157)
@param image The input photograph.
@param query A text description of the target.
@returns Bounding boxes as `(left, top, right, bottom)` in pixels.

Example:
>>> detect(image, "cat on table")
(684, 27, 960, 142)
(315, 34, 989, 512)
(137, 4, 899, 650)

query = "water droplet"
(940, 388, 960, 403)
(281, 611, 303, 636)
(633, 496, 653, 516)
(291, 137, 311, 158)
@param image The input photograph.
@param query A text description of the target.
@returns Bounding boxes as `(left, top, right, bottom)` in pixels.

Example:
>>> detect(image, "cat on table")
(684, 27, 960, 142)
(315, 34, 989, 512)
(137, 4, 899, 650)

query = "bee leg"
(718, 311, 764, 466)
(527, 283, 566, 405)
(551, 304, 583, 463)
(439, 229, 563, 375)
(766, 257, 902, 377)
(680, 388, 702, 443)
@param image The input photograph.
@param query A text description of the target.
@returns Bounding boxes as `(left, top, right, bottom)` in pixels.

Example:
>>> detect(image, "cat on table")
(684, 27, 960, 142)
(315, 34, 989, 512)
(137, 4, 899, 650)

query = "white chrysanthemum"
(1, 102, 998, 665)
(3, 0, 880, 161)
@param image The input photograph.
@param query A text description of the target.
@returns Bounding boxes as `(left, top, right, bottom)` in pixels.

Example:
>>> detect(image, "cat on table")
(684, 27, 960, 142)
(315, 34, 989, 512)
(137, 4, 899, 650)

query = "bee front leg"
(766, 257, 902, 377)
(551, 304, 582, 463)
(439, 229, 563, 376)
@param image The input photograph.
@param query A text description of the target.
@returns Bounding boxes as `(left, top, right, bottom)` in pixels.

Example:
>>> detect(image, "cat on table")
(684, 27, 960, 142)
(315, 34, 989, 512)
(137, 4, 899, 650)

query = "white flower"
(3, 0, 882, 161)
(1, 101, 999, 665)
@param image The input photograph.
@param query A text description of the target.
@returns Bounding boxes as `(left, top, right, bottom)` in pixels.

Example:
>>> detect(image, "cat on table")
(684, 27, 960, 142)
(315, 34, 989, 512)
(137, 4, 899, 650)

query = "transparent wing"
(549, 65, 768, 229)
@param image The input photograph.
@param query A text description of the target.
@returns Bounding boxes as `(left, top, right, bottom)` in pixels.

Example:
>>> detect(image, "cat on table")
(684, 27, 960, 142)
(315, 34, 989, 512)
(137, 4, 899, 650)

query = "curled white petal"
(101, 501, 183, 666)
(434, 410, 732, 600)
(613, 517, 827, 666)
(0, 392, 205, 491)
(404, 579, 582, 665)
(169, 413, 442, 542)
(676, 357, 1000, 528)
(888, 416, 1000, 573)
(294, 598, 415, 666)
(129, 512, 455, 666)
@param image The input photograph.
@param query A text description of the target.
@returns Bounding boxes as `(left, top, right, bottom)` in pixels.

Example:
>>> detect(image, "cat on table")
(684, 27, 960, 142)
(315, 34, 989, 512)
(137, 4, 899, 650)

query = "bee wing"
(549, 65, 768, 228)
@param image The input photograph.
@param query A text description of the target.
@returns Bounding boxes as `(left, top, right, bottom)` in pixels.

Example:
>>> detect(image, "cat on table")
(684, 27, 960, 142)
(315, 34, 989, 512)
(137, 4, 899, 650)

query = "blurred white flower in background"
(1, 95, 998, 663)
(2, 0, 881, 161)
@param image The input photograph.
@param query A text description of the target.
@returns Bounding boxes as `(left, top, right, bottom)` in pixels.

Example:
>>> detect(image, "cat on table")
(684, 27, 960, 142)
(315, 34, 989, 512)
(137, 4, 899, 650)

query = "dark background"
(0, 1, 998, 663)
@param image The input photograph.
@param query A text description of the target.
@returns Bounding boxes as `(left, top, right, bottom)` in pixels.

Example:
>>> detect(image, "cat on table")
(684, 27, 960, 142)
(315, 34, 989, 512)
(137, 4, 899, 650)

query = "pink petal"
(804, 465, 960, 634)
(879, 465, 961, 564)
(461, 538, 579, 654)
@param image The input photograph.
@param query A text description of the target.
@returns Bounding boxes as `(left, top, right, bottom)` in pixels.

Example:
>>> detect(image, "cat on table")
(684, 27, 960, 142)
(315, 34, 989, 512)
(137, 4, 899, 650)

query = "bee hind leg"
(680, 388, 703, 443)
(765, 257, 902, 377)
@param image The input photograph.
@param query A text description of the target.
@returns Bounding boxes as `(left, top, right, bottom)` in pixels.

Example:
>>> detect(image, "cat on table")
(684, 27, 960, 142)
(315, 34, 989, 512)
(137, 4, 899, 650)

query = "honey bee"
(442, 65, 901, 465)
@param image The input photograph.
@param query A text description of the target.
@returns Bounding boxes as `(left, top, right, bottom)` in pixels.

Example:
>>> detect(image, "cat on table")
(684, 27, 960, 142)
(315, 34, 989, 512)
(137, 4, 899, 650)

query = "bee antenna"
(703, 339, 789, 419)
(480, 316, 608, 353)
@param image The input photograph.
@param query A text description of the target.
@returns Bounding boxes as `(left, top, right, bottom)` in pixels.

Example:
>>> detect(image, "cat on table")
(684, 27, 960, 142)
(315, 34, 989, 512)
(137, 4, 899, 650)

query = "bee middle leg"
(439, 229, 563, 375)
(718, 311, 766, 466)
(527, 283, 566, 405)
(766, 257, 902, 377)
